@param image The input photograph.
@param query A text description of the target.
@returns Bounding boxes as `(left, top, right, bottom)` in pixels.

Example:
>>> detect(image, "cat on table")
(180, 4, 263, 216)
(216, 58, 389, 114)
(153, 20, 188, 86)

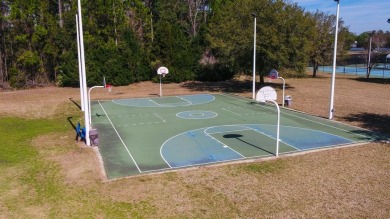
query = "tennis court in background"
(90, 93, 377, 179)
(311, 65, 390, 78)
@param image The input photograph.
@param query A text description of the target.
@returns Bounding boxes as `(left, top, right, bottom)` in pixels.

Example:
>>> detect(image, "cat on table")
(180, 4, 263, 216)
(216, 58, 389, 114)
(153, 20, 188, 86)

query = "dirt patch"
(31, 132, 104, 187)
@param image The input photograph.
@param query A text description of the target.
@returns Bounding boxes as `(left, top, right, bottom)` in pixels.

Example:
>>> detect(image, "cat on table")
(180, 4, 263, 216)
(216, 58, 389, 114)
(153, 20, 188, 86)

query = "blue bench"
(75, 122, 86, 141)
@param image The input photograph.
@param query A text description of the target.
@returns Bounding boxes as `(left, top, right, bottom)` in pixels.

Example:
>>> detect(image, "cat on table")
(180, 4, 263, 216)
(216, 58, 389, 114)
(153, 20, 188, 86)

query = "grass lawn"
(0, 73, 389, 218)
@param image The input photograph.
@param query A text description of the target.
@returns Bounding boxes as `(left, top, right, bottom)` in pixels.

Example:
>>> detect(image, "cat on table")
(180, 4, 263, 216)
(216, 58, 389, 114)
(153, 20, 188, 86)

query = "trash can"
(89, 129, 99, 146)
(284, 95, 292, 107)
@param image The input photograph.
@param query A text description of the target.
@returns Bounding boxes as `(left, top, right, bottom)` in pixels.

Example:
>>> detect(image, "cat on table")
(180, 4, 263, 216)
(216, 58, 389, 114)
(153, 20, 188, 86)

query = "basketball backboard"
(256, 86, 277, 103)
(157, 66, 169, 75)
(268, 69, 279, 79)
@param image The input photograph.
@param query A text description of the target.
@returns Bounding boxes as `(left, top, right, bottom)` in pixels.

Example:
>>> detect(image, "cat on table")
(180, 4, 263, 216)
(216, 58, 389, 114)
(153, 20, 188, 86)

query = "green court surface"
(90, 93, 377, 179)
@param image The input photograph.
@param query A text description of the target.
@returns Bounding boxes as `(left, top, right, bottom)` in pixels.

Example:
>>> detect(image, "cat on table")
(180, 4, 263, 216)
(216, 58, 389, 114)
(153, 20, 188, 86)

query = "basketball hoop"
(157, 66, 169, 97)
(106, 84, 112, 92)
(157, 66, 169, 75)
(268, 69, 279, 79)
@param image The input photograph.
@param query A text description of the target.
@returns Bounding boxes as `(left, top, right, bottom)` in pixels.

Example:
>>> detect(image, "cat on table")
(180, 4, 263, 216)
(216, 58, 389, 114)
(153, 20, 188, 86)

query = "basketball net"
(161, 69, 167, 78)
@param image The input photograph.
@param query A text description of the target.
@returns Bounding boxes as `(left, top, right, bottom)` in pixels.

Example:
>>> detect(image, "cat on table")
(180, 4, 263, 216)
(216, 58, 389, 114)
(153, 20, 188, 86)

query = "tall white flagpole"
(329, 0, 340, 120)
(77, 0, 90, 145)
(367, 33, 373, 77)
(252, 15, 257, 99)
(76, 14, 85, 111)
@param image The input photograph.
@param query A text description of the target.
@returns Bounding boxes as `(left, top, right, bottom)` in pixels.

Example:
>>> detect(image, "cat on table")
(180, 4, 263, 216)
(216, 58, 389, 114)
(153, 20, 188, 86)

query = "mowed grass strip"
(0, 117, 66, 164)
(0, 117, 66, 215)
(0, 116, 156, 218)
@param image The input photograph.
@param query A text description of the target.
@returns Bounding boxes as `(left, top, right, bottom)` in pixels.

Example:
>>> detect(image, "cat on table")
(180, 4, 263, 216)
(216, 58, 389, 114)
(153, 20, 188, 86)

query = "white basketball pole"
(76, 14, 85, 111)
(157, 67, 168, 97)
(159, 75, 162, 97)
(268, 100, 280, 157)
(88, 86, 104, 124)
(329, 0, 340, 120)
(256, 86, 280, 157)
(278, 77, 285, 107)
(252, 15, 257, 99)
(77, 0, 91, 145)
(367, 32, 373, 77)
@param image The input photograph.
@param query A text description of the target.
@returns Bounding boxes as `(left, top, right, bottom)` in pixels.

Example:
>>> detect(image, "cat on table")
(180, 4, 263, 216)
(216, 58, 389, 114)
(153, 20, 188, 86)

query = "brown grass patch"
(1, 72, 389, 217)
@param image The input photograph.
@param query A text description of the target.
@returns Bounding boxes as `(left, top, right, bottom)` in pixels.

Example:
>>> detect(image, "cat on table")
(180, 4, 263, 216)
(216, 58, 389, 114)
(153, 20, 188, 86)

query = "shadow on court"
(343, 113, 390, 137)
(223, 133, 275, 155)
(181, 80, 294, 93)
(95, 113, 105, 118)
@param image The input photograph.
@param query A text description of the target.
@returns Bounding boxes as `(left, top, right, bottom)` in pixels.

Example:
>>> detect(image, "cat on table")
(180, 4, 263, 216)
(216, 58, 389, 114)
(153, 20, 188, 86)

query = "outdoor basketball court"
(90, 93, 375, 179)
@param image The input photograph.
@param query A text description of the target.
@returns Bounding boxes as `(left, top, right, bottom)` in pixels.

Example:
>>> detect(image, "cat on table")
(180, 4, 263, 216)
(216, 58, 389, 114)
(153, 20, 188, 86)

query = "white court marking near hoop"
(176, 110, 218, 119)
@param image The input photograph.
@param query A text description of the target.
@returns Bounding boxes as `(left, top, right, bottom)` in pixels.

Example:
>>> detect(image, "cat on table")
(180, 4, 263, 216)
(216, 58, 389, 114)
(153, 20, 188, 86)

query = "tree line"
(1, 0, 389, 88)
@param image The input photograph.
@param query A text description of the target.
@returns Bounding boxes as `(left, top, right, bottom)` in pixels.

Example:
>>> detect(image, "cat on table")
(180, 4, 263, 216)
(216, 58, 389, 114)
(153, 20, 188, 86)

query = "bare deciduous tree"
(187, 0, 208, 37)
(58, 0, 63, 28)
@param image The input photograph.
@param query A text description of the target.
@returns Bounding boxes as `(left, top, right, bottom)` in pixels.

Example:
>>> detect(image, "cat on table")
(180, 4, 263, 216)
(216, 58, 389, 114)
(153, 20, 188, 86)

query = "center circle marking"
(190, 113, 204, 116)
(176, 110, 217, 119)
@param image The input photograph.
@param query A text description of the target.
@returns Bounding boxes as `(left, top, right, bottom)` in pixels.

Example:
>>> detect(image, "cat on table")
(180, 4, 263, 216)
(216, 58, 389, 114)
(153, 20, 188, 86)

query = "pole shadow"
(343, 113, 390, 140)
(68, 116, 87, 143)
(67, 117, 76, 130)
(69, 98, 81, 110)
(223, 133, 275, 155)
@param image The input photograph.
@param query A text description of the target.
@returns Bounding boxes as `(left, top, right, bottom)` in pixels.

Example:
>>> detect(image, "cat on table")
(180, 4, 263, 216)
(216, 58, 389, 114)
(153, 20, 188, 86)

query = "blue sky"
(292, 0, 390, 34)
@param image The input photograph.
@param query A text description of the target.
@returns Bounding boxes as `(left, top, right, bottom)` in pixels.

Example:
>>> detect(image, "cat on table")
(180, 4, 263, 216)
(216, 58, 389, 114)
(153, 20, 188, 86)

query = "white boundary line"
(110, 113, 151, 118)
(159, 127, 244, 168)
(203, 126, 246, 158)
(135, 142, 369, 177)
(176, 110, 218, 119)
(176, 96, 193, 104)
(245, 125, 299, 151)
(231, 123, 355, 145)
(280, 110, 369, 138)
(122, 122, 364, 176)
(160, 123, 358, 168)
(160, 124, 301, 168)
(98, 101, 142, 173)
(220, 93, 370, 138)
(147, 98, 162, 106)
(111, 94, 216, 108)
(98, 93, 375, 177)
(222, 107, 242, 116)
(142, 157, 249, 174)
(205, 127, 250, 134)
(160, 134, 178, 168)
(205, 124, 300, 152)
(153, 113, 167, 123)
(152, 151, 298, 174)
